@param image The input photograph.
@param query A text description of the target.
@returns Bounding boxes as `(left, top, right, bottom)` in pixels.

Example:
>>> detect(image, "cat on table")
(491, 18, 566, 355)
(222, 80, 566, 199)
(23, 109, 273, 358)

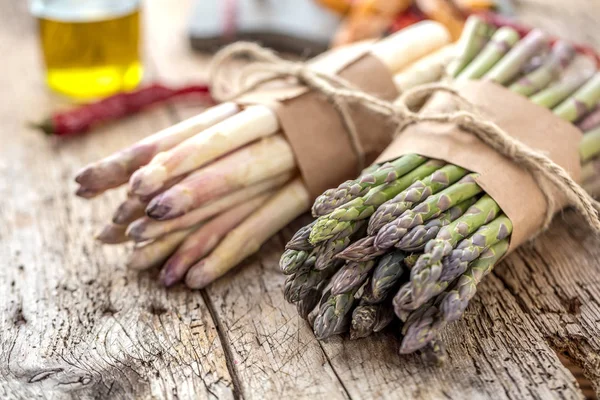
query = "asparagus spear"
(335, 236, 386, 262)
(553, 72, 600, 122)
(350, 302, 395, 340)
(313, 291, 356, 339)
(440, 239, 509, 322)
(280, 248, 311, 275)
(95, 222, 128, 244)
(393, 45, 456, 95)
(361, 250, 407, 304)
(339, 198, 475, 262)
(446, 16, 495, 77)
(75, 102, 240, 194)
(368, 164, 468, 235)
(397, 198, 477, 252)
(530, 63, 596, 108)
(580, 126, 600, 163)
(146, 135, 296, 220)
(374, 174, 483, 250)
(312, 154, 427, 217)
(113, 173, 190, 225)
(159, 193, 270, 287)
(129, 106, 281, 197)
(400, 240, 508, 354)
(330, 260, 377, 296)
(393, 195, 500, 316)
(112, 196, 147, 225)
(411, 215, 513, 307)
(185, 178, 310, 288)
(284, 262, 336, 304)
(509, 40, 576, 96)
(578, 104, 600, 131)
(309, 160, 445, 244)
(285, 221, 316, 251)
(456, 27, 520, 80)
(483, 29, 550, 85)
(127, 173, 291, 241)
(127, 227, 197, 270)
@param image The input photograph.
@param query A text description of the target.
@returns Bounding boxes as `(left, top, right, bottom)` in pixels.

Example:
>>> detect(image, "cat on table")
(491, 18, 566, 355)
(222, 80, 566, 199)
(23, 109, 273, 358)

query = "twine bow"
(209, 42, 600, 234)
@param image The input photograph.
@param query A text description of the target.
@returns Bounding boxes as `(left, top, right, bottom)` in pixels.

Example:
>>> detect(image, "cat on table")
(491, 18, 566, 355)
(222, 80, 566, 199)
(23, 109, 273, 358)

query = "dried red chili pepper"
(34, 83, 213, 136)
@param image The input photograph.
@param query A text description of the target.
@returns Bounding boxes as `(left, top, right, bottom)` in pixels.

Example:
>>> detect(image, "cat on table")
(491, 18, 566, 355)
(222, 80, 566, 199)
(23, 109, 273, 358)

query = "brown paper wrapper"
(236, 42, 399, 199)
(376, 80, 582, 252)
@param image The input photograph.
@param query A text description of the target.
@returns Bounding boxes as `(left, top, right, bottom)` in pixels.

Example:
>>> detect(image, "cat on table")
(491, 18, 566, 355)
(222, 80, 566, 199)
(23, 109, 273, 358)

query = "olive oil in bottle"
(31, 0, 143, 99)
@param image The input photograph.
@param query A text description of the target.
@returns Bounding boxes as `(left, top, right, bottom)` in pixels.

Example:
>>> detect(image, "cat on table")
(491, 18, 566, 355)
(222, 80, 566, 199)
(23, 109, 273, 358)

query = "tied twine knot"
(209, 42, 600, 234)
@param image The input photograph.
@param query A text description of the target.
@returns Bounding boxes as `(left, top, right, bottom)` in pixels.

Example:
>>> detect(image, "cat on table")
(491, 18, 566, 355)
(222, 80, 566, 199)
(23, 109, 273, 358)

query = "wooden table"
(1, 1, 599, 399)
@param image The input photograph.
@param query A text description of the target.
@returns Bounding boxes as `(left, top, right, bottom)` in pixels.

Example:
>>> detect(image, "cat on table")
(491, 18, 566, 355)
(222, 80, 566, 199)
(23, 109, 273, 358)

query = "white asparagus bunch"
(76, 21, 452, 288)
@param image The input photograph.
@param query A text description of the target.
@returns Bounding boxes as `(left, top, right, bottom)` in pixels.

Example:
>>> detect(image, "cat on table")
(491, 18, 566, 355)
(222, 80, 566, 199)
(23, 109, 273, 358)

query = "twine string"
(209, 42, 600, 234)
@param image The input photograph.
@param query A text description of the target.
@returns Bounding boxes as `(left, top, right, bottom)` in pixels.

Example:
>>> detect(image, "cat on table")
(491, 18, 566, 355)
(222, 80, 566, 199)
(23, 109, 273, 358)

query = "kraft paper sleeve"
(376, 80, 582, 252)
(236, 42, 399, 199)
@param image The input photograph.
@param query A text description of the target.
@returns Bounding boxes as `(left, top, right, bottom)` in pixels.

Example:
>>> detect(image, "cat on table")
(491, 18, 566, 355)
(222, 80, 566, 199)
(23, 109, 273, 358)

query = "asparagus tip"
(129, 164, 168, 197)
(28, 118, 55, 135)
(146, 198, 175, 220)
(160, 263, 180, 287)
(75, 185, 101, 199)
(185, 260, 211, 289)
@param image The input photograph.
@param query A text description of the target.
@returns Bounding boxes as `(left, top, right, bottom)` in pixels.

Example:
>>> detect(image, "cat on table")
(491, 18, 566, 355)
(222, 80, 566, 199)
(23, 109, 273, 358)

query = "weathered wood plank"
(1, 0, 600, 399)
(0, 1, 234, 399)
(197, 2, 600, 399)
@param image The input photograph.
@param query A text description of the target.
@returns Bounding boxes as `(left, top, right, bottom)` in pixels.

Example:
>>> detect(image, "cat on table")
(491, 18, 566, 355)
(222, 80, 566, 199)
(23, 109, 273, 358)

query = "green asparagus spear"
(374, 174, 483, 250)
(309, 160, 445, 244)
(530, 65, 596, 108)
(411, 214, 513, 308)
(393, 195, 500, 316)
(457, 27, 520, 80)
(440, 239, 509, 323)
(446, 16, 495, 77)
(484, 29, 550, 85)
(397, 198, 477, 252)
(313, 291, 356, 339)
(285, 221, 315, 251)
(336, 236, 386, 262)
(311, 155, 427, 216)
(280, 248, 310, 275)
(330, 260, 377, 296)
(553, 72, 600, 122)
(362, 250, 407, 304)
(509, 40, 576, 96)
(401, 240, 509, 353)
(350, 303, 395, 340)
(368, 165, 469, 235)
(440, 215, 513, 283)
(580, 126, 600, 163)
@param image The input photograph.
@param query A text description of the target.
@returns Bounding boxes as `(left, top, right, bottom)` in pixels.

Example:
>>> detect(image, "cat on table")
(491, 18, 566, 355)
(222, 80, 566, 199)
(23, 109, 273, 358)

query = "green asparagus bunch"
(281, 15, 600, 359)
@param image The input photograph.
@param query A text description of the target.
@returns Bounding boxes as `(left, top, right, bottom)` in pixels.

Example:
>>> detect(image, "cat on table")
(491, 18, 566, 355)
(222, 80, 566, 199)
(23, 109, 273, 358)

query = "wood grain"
(0, 0, 599, 399)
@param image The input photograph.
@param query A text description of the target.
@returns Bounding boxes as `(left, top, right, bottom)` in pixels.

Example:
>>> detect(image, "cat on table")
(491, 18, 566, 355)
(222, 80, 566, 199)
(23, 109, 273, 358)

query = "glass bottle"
(31, 0, 143, 99)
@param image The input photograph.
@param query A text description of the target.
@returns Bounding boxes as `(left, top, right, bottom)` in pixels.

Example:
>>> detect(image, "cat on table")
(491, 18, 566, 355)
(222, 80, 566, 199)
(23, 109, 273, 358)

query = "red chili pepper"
(34, 83, 213, 136)
(480, 12, 600, 68)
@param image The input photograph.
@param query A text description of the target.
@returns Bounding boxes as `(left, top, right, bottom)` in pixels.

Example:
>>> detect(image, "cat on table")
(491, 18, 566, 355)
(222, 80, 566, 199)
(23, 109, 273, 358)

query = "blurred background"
(30, 0, 512, 100)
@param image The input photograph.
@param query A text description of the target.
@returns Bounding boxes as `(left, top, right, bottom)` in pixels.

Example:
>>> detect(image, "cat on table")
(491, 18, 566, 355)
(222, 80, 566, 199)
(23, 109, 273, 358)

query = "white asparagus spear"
(95, 223, 129, 244)
(370, 21, 451, 73)
(127, 173, 292, 241)
(127, 227, 197, 270)
(185, 178, 310, 288)
(128, 22, 451, 197)
(393, 44, 456, 93)
(75, 102, 240, 195)
(145, 135, 296, 220)
(159, 193, 271, 287)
